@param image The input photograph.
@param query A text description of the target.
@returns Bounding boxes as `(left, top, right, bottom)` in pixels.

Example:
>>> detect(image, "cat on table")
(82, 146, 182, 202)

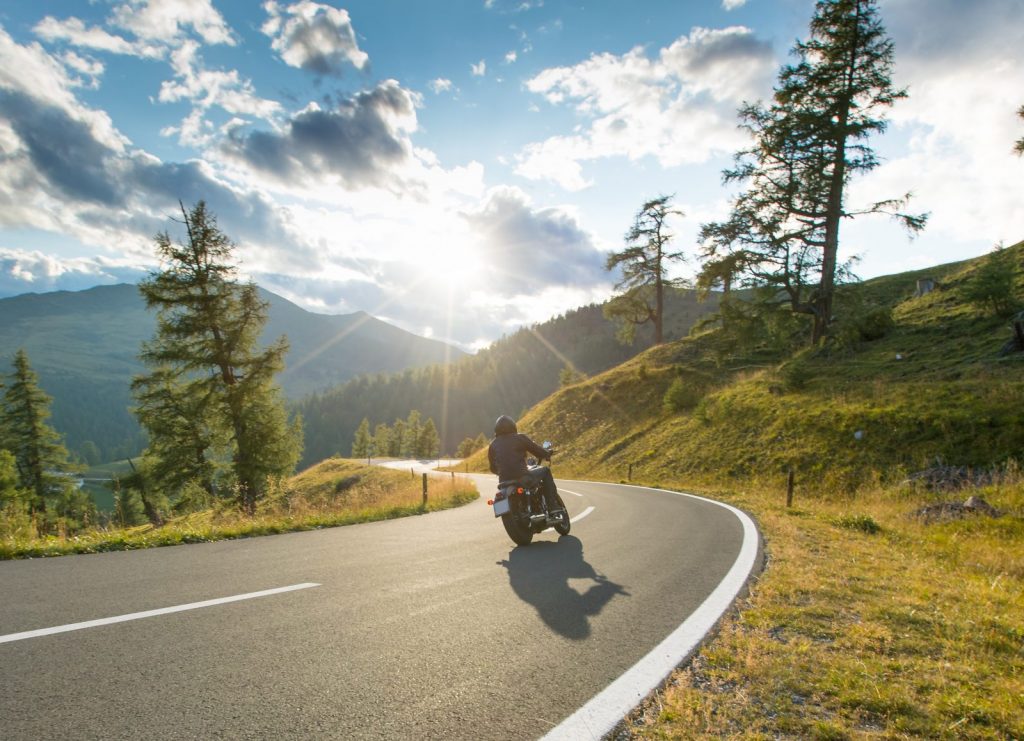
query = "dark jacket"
(488, 432, 549, 482)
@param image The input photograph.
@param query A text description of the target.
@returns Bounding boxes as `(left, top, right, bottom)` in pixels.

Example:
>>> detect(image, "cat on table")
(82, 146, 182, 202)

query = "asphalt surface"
(0, 470, 758, 740)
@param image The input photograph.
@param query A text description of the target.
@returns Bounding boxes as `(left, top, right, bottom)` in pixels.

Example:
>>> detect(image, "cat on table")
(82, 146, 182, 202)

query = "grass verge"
(623, 473, 1023, 740)
(1, 459, 478, 560)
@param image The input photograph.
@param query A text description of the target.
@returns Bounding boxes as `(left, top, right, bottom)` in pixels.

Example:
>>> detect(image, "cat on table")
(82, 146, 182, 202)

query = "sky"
(0, 0, 1021, 352)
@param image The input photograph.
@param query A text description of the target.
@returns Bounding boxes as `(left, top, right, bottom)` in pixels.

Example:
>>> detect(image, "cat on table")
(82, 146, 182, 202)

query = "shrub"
(832, 513, 882, 534)
(963, 245, 1019, 318)
(663, 377, 704, 412)
(778, 356, 812, 392)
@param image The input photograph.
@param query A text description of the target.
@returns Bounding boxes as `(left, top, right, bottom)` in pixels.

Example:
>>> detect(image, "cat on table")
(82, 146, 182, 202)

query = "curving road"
(0, 469, 760, 740)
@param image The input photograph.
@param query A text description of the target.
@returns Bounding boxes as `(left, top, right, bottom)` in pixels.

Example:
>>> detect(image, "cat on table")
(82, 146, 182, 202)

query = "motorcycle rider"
(488, 415, 562, 511)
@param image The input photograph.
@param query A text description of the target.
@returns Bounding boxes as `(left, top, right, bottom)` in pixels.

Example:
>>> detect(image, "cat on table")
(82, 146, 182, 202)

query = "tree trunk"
(814, 0, 865, 346)
(654, 275, 664, 344)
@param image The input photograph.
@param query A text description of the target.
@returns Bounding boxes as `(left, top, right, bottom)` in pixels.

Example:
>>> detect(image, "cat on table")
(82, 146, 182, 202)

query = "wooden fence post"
(786, 469, 795, 508)
(628, 463, 633, 481)
(422, 473, 428, 507)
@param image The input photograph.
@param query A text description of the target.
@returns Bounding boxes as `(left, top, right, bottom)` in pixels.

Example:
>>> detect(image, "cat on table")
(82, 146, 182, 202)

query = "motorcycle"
(487, 442, 571, 546)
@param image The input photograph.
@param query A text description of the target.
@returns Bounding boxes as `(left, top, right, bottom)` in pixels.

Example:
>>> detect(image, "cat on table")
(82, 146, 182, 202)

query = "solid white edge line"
(541, 485, 759, 741)
(558, 488, 586, 497)
(0, 583, 321, 644)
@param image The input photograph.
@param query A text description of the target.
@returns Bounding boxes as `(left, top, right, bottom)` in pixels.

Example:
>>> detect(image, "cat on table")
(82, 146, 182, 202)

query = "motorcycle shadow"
(496, 535, 630, 640)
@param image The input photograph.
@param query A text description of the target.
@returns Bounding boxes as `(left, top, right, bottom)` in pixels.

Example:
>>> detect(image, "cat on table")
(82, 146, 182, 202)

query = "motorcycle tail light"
(516, 487, 524, 494)
(486, 499, 494, 505)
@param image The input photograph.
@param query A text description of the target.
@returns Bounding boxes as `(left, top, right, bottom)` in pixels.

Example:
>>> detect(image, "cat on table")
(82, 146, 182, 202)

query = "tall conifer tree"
(135, 201, 302, 513)
(700, 0, 925, 344)
(3, 349, 74, 516)
(604, 195, 686, 345)
(351, 418, 372, 459)
(417, 418, 439, 459)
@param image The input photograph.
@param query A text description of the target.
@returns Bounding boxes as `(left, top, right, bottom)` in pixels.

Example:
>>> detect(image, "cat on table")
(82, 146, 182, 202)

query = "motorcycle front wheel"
(552, 493, 571, 536)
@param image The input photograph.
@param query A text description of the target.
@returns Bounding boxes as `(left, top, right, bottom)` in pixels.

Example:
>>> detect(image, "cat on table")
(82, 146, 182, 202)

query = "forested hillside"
(296, 287, 718, 467)
(0, 284, 463, 463)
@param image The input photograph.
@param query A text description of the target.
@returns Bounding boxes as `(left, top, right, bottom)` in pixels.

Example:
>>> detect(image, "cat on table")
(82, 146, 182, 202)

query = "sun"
(417, 241, 486, 291)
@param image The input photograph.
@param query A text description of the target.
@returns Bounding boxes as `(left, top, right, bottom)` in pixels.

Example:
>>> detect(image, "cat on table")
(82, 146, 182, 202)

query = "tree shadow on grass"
(497, 535, 630, 640)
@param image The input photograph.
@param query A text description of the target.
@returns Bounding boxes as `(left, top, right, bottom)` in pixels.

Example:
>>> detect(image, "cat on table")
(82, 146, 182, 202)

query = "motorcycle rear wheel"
(501, 512, 534, 546)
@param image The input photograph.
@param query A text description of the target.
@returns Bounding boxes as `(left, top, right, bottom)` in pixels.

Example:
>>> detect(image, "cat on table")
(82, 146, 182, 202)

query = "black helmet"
(494, 415, 517, 436)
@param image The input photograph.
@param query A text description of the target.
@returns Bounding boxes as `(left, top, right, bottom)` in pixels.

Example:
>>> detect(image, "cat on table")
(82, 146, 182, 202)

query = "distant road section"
(0, 471, 759, 740)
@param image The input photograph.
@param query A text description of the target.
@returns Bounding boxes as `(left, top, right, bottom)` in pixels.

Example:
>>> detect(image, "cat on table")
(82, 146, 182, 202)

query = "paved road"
(0, 472, 760, 740)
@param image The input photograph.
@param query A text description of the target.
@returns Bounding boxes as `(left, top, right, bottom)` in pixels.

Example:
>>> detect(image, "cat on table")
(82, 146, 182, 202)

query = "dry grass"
(0, 459, 478, 559)
(625, 472, 1024, 740)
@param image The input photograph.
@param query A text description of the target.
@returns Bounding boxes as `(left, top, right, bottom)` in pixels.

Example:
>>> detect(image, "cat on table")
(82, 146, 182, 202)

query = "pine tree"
(417, 418, 439, 459)
(604, 195, 686, 344)
(456, 436, 477, 458)
(700, 0, 925, 344)
(2, 349, 78, 520)
(0, 450, 25, 508)
(373, 423, 391, 459)
(389, 419, 406, 457)
(351, 418, 372, 459)
(402, 411, 422, 458)
(136, 201, 302, 513)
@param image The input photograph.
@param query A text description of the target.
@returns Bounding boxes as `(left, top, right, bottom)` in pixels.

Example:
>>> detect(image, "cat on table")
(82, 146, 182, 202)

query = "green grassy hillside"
(486, 245, 1024, 488)
(464, 244, 1024, 739)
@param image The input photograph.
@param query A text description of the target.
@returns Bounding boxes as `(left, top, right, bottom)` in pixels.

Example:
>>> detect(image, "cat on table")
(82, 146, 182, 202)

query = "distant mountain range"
(295, 287, 719, 466)
(0, 283, 464, 462)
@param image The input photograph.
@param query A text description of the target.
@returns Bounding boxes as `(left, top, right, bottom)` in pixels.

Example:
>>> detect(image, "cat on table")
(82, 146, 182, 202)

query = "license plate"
(493, 498, 510, 517)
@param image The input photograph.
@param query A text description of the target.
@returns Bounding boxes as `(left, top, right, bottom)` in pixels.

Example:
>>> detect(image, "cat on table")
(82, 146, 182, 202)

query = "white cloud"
(157, 40, 282, 145)
(471, 59, 487, 76)
(846, 0, 1024, 257)
(61, 51, 105, 83)
(505, 50, 518, 64)
(0, 26, 316, 279)
(220, 80, 422, 192)
(429, 78, 453, 94)
(33, 16, 162, 58)
(262, 1, 368, 76)
(722, 0, 748, 10)
(112, 0, 235, 46)
(517, 26, 775, 189)
(0, 249, 148, 296)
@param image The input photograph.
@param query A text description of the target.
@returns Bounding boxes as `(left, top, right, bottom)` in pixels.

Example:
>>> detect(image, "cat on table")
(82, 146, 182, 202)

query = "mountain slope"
(296, 287, 719, 465)
(0, 283, 464, 462)
(466, 243, 1024, 486)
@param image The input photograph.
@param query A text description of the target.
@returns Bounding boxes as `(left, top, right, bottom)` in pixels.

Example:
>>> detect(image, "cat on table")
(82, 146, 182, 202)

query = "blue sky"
(0, 0, 1021, 350)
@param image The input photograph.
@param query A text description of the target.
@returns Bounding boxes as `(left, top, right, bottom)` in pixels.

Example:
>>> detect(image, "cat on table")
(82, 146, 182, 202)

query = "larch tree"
(135, 201, 302, 514)
(700, 0, 926, 344)
(604, 195, 686, 345)
(132, 366, 224, 501)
